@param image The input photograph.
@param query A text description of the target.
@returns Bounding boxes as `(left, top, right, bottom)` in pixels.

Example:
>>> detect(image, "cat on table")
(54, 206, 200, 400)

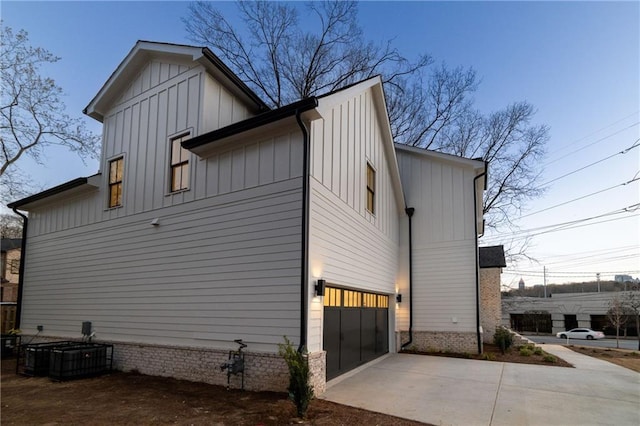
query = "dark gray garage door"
(323, 287, 389, 380)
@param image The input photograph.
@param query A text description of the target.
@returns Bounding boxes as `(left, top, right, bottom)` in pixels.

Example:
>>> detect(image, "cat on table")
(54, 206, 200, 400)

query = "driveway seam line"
(489, 362, 505, 426)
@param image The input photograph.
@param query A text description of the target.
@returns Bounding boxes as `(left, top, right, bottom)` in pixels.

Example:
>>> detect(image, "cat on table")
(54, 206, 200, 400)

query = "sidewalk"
(321, 345, 640, 426)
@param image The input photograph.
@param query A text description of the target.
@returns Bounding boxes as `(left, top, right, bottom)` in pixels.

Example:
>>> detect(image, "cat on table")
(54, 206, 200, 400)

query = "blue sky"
(3, 1, 639, 288)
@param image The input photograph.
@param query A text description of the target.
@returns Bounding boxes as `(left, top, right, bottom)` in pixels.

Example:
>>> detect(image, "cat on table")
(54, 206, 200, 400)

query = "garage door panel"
(324, 308, 341, 379)
(376, 309, 388, 354)
(361, 309, 377, 362)
(323, 287, 389, 379)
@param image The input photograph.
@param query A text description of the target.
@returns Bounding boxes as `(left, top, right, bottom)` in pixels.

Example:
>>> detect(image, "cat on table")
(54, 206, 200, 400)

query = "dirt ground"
(403, 343, 574, 368)
(0, 357, 426, 426)
(3, 343, 637, 425)
(566, 345, 640, 372)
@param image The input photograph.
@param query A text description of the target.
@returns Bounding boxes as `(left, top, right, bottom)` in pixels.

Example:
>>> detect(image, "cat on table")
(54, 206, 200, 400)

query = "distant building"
(1, 238, 21, 333)
(502, 291, 639, 336)
(518, 278, 525, 291)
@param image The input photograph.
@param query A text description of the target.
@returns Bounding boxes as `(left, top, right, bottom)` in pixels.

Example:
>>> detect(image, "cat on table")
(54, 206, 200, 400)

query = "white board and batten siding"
(396, 148, 480, 333)
(21, 56, 307, 352)
(307, 85, 402, 353)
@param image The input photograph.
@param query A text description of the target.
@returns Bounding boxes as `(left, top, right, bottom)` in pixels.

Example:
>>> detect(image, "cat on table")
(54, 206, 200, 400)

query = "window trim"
(107, 155, 124, 208)
(168, 131, 192, 193)
(366, 162, 376, 214)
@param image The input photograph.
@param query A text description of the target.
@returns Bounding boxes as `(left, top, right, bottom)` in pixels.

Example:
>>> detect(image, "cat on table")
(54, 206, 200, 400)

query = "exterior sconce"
(315, 279, 326, 297)
(396, 294, 402, 303)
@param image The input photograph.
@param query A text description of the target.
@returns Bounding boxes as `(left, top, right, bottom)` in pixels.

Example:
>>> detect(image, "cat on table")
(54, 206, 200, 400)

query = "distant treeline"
(503, 280, 638, 298)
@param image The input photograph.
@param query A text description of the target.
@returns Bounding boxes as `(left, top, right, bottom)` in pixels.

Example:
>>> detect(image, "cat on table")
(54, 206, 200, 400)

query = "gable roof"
(479, 245, 507, 268)
(317, 76, 407, 212)
(84, 41, 269, 122)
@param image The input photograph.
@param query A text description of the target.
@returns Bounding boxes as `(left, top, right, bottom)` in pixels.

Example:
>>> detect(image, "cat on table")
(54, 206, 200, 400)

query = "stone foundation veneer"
(399, 330, 480, 354)
(19, 336, 328, 394)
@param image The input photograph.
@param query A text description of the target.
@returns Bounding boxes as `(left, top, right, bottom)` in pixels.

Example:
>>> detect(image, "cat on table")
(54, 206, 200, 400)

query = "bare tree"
(607, 295, 631, 349)
(623, 289, 640, 350)
(0, 23, 99, 205)
(183, 1, 549, 234)
(0, 213, 22, 238)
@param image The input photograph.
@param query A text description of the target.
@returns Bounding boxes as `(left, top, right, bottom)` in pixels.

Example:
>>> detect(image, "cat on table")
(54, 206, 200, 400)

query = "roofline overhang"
(7, 174, 101, 210)
(394, 143, 486, 170)
(183, 97, 320, 157)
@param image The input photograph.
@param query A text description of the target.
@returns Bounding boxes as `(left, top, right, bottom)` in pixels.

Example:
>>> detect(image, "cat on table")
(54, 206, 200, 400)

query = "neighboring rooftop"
(479, 245, 506, 268)
(1, 238, 22, 252)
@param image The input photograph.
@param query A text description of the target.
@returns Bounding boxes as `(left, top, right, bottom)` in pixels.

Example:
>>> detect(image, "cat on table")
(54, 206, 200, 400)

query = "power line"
(519, 175, 640, 219)
(483, 203, 640, 241)
(547, 111, 639, 157)
(507, 269, 640, 277)
(544, 121, 639, 166)
(541, 138, 640, 187)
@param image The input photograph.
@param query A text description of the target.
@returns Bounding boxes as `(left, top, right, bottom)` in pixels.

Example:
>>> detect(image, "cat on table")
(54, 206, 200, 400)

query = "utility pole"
(543, 266, 547, 298)
(597, 273, 601, 293)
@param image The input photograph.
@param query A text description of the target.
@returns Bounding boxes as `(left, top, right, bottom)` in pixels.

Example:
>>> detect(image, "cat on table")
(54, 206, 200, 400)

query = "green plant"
(519, 347, 533, 356)
(278, 337, 314, 418)
(482, 353, 496, 361)
(533, 347, 543, 356)
(543, 354, 557, 363)
(493, 327, 513, 354)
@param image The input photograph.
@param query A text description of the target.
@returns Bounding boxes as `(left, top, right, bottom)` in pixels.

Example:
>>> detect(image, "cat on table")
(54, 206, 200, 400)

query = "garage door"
(323, 287, 389, 380)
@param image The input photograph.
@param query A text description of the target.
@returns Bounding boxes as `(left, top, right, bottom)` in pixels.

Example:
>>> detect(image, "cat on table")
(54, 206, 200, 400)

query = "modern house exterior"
(8, 41, 489, 392)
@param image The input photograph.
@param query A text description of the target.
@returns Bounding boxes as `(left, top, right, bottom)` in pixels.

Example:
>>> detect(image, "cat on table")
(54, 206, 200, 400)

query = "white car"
(556, 328, 605, 340)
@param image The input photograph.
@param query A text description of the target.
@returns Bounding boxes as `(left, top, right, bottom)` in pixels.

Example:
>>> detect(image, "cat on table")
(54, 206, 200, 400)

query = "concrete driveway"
(321, 345, 639, 426)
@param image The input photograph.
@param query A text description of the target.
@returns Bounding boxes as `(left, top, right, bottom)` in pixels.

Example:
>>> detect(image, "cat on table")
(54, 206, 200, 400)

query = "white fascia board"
(394, 143, 485, 171)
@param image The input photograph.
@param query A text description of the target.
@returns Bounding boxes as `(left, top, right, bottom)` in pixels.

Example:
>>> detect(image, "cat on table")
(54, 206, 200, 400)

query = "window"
(170, 133, 190, 192)
(366, 163, 375, 213)
(108, 157, 124, 208)
(10, 259, 20, 274)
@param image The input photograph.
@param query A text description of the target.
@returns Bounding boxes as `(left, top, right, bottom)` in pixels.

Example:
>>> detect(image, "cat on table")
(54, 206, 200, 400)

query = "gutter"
(400, 207, 415, 350)
(183, 98, 318, 151)
(7, 177, 89, 210)
(473, 163, 488, 354)
(11, 208, 28, 330)
(295, 108, 313, 353)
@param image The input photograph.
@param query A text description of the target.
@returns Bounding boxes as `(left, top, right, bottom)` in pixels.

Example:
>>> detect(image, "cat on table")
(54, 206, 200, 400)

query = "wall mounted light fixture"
(396, 294, 402, 303)
(315, 279, 326, 297)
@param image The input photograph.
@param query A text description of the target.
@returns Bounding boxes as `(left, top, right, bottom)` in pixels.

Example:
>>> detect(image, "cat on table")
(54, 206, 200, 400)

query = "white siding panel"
(21, 180, 303, 351)
(412, 241, 477, 332)
(395, 149, 480, 333)
(308, 180, 399, 352)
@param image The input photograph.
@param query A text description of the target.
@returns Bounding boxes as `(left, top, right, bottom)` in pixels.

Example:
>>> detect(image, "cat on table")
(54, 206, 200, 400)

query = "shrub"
(278, 337, 314, 418)
(543, 354, 557, 363)
(493, 327, 513, 354)
(519, 347, 533, 357)
(533, 347, 543, 356)
(482, 353, 496, 361)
